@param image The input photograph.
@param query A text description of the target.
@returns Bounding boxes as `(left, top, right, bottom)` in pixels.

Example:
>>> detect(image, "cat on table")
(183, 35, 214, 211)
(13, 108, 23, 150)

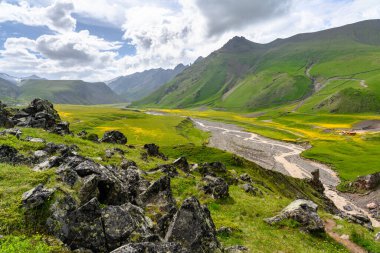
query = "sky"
(0, 0, 379, 82)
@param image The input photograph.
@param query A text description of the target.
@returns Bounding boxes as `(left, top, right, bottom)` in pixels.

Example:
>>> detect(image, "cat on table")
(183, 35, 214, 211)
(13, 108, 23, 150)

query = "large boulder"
(143, 143, 167, 160)
(12, 98, 61, 130)
(202, 175, 229, 199)
(165, 197, 222, 253)
(264, 199, 324, 232)
(101, 203, 153, 249)
(0, 101, 14, 128)
(198, 162, 227, 176)
(22, 184, 55, 209)
(100, 131, 127, 145)
(173, 157, 190, 173)
(111, 242, 186, 253)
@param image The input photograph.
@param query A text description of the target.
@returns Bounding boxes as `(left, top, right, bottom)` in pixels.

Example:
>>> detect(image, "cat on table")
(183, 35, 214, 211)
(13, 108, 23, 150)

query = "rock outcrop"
(0, 101, 14, 128)
(264, 199, 324, 232)
(143, 143, 167, 160)
(202, 175, 229, 199)
(22, 184, 55, 209)
(351, 172, 380, 191)
(100, 131, 127, 144)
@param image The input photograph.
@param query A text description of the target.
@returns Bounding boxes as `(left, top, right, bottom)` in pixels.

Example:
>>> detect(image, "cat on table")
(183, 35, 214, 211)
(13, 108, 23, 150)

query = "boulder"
(264, 199, 324, 232)
(52, 121, 70, 135)
(0, 144, 25, 164)
(25, 136, 46, 143)
(101, 203, 153, 250)
(143, 143, 167, 160)
(100, 131, 127, 145)
(33, 156, 62, 171)
(202, 175, 229, 199)
(165, 197, 221, 253)
(120, 159, 137, 170)
(33, 150, 48, 160)
(367, 202, 378, 209)
(198, 162, 227, 176)
(224, 245, 249, 253)
(78, 175, 99, 203)
(111, 242, 186, 253)
(346, 213, 373, 231)
(149, 164, 178, 178)
(375, 232, 380, 241)
(22, 184, 55, 209)
(0, 128, 22, 138)
(173, 157, 190, 173)
(0, 101, 14, 128)
(240, 183, 262, 196)
(307, 169, 325, 193)
(12, 99, 62, 130)
(352, 172, 380, 191)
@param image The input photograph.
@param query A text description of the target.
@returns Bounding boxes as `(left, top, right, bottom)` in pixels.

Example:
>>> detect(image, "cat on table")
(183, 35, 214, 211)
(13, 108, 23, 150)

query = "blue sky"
(0, 0, 379, 81)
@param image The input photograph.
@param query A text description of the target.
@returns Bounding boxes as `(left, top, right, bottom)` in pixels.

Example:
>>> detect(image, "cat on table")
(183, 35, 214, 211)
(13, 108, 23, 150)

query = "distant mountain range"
(107, 64, 188, 102)
(134, 19, 380, 113)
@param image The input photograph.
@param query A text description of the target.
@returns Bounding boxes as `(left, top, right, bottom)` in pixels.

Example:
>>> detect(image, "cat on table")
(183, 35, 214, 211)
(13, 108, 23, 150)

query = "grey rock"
(173, 157, 190, 173)
(224, 245, 249, 253)
(202, 175, 229, 199)
(100, 131, 127, 145)
(0, 128, 22, 138)
(199, 162, 227, 176)
(101, 203, 153, 249)
(143, 143, 166, 160)
(375, 232, 380, 241)
(79, 175, 99, 203)
(165, 196, 221, 253)
(22, 184, 55, 209)
(0, 101, 14, 128)
(264, 199, 324, 232)
(25, 136, 45, 143)
(241, 183, 262, 196)
(352, 172, 380, 191)
(0, 144, 25, 164)
(140, 176, 176, 212)
(52, 121, 70, 135)
(111, 242, 186, 253)
(343, 205, 353, 211)
(33, 156, 62, 171)
(33, 150, 48, 159)
(239, 173, 252, 183)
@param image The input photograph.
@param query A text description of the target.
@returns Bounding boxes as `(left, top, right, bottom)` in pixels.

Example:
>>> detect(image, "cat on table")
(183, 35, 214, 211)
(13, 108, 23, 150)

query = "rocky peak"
(220, 36, 260, 53)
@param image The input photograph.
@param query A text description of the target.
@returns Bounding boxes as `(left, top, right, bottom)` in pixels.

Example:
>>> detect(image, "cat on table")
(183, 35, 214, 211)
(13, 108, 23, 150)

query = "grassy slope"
(135, 20, 380, 113)
(2, 106, 378, 252)
(19, 80, 122, 105)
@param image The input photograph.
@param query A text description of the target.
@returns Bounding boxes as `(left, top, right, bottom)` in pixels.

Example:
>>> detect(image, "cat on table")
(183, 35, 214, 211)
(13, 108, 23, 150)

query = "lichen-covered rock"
(33, 156, 62, 171)
(111, 242, 186, 253)
(0, 128, 22, 138)
(351, 172, 380, 191)
(165, 197, 222, 253)
(0, 144, 26, 164)
(22, 184, 55, 209)
(264, 199, 324, 232)
(143, 143, 167, 160)
(198, 162, 227, 176)
(101, 203, 153, 249)
(100, 131, 127, 144)
(79, 175, 99, 203)
(239, 173, 252, 183)
(202, 175, 229, 199)
(173, 157, 190, 173)
(52, 121, 70, 135)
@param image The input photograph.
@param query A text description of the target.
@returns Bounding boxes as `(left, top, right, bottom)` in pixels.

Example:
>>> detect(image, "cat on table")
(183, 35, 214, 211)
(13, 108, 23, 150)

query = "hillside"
(135, 20, 380, 113)
(0, 77, 20, 101)
(108, 64, 187, 101)
(18, 80, 123, 105)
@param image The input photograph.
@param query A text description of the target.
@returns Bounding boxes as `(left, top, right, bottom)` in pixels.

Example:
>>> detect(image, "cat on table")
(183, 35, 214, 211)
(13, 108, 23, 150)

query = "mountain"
(135, 20, 380, 113)
(107, 64, 187, 101)
(0, 77, 20, 100)
(18, 80, 123, 105)
(0, 73, 21, 85)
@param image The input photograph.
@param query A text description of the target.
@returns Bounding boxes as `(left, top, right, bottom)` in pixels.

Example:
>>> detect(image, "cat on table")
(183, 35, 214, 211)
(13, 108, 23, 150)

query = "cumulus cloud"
(195, 0, 292, 36)
(0, 0, 76, 33)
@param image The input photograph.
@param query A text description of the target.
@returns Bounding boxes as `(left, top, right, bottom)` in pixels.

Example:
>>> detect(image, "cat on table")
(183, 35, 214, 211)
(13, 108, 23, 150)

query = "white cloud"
(0, 0, 380, 81)
(0, 0, 76, 33)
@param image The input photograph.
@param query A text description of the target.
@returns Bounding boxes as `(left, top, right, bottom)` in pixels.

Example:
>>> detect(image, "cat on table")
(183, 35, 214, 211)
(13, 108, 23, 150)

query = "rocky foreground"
(0, 99, 379, 252)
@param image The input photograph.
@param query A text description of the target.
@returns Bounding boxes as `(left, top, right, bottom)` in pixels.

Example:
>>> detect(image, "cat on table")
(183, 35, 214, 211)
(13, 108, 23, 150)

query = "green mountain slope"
(108, 64, 187, 102)
(135, 20, 380, 113)
(0, 78, 20, 101)
(19, 80, 122, 105)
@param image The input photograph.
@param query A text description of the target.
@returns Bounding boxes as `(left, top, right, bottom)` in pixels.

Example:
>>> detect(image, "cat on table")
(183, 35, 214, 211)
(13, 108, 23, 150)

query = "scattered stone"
(343, 205, 353, 211)
(100, 131, 127, 145)
(56, 167, 79, 187)
(143, 143, 167, 160)
(86, 133, 99, 142)
(366, 202, 378, 209)
(22, 184, 55, 209)
(111, 242, 186, 253)
(77, 130, 88, 138)
(198, 162, 227, 176)
(78, 175, 99, 203)
(120, 159, 137, 170)
(25, 136, 45, 143)
(202, 175, 229, 199)
(105, 148, 125, 158)
(346, 213, 373, 231)
(149, 164, 178, 178)
(0, 128, 22, 138)
(340, 234, 350, 240)
(239, 173, 252, 183)
(216, 226, 232, 236)
(240, 183, 262, 196)
(33, 156, 62, 171)
(33, 150, 48, 159)
(173, 157, 190, 173)
(264, 199, 324, 232)
(165, 196, 222, 252)
(224, 245, 249, 253)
